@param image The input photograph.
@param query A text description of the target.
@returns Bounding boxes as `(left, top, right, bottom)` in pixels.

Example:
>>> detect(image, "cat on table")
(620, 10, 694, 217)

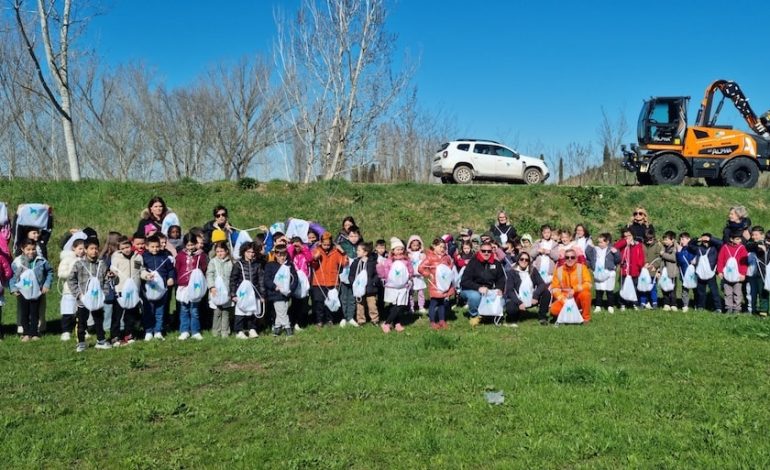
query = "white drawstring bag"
(210, 274, 230, 306)
(619, 276, 638, 302)
(454, 266, 465, 290)
(231, 230, 252, 261)
(16, 204, 49, 229)
(235, 280, 258, 312)
(339, 261, 351, 285)
(144, 271, 167, 301)
(161, 212, 181, 236)
(637, 268, 653, 292)
(435, 264, 453, 293)
(293, 271, 310, 299)
(764, 263, 770, 291)
(556, 298, 583, 324)
(324, 288, 341, 312)
(696, 249, 715, 280)
(723, 255, 741, 283)
(747, 253, 758, 277)
(286, 218, 310, 243)
(118, 278, 140, 309)
(352, 268, 368, 298)
(517, 271, 534, 307)
(682, 264, 698, 289)
(410, 254, 427, 290)
(0, 201, 7, 225)
(386, 260, 410, 288)
(659, 268, 675, 292)
(274, 264, 292, 296)
(478, 292, 503, 317)
(16, 268, 42, 300)
(186, 263, 207, 303)
(79, 261, 105, 312)
(538, 256, 553, 283)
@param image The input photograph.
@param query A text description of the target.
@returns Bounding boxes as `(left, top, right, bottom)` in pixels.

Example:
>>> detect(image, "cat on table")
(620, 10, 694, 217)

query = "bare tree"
(275, 0, 413, 182)
(13, 0, 83, 181)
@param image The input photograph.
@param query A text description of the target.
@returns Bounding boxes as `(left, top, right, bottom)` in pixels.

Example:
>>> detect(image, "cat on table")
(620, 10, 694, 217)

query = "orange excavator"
(622, 79, 770, 187)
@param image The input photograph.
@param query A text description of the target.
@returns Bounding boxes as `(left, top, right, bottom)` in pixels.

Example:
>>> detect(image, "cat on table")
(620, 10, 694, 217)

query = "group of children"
(1, 206, 768, 352)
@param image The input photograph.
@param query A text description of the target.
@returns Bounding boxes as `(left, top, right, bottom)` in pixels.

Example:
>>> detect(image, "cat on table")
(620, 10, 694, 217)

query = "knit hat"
(521, 233, 533, 243)
(390, 237, 405, 251)
(211, 229, 227, 243)
(460, 228, 472, 237)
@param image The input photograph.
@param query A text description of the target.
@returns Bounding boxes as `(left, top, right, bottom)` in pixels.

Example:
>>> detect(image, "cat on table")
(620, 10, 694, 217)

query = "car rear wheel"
(452, 165, 473, 184)
(722, 158, 759, 188)
(523, 167, 543, 185)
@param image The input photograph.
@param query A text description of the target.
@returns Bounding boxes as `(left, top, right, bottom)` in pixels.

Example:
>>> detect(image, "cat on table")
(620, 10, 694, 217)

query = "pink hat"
(144, 224, 157, 236)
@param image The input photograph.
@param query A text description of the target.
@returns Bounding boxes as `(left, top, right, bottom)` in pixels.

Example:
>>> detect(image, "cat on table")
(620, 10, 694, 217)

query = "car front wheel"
(452, 165, 473, 184)
(523, 167, 543, 185)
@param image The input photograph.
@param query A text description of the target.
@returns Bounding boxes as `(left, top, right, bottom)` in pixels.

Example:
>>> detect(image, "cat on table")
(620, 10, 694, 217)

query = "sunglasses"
(480, 249, 492, 254)
(216, 212, 227, 217)
(633, 211, 644, 216)
(518, 258, 530, 262)
(564, 256, 577, 260)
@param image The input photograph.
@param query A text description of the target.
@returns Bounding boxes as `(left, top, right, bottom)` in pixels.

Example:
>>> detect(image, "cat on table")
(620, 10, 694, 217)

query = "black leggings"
(594, 290, 616, 308)
(385, 304, 408, 326)
(111, 305, 141, 339)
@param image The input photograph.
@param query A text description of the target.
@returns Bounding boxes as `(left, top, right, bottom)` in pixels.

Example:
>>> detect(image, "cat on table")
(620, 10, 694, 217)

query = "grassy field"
(2, 180, 770, 468)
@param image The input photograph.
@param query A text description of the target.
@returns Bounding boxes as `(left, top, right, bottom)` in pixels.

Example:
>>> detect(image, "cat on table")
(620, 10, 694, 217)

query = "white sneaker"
(191, 333, 203, 341)
(17, 325, 23, 334)
(60, 332, 71, 342)
(348, 319, 359, 327)
(294, 324, 303, 332)
(663, 305, 671, 311)
(620, 305, 626, 311)
(248, 329, 259, 338)
(153, 332, 165, 341)
(607, 306, 615, 314)
(178, 332, 190, 341)
(236, 331, 248, 339)
(643, 303, 652, 310)
(95, 340, 112, 350)
(76, 342, 87, 353)
(593, 306, 601, 313)
(671, 306, 678, 312)
(682, 306, 689, 312)
(339, 319, 347, 328)
(144, 332, 153, 341)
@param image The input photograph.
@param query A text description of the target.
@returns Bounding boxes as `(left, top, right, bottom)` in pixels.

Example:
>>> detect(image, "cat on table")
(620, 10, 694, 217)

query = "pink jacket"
(175, 250, 208, 287)
(376, 254, 414, 288)
(288, 244, 312, 277)
(0, 249, 13, 296)
(418, 250, 456, 299)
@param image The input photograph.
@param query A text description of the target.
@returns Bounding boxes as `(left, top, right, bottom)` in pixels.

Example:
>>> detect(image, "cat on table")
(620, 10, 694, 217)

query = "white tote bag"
(696, 249, 715, 280)
(324, 287, 341, 312)
(637, 268, 653, 292)
(352, 268, 368, 298)
(435, 264, 453, 293)
(293, 270, 310, 299)
(659, 268, 675, 293)
(723, 256, 741, 283)
(517, 271, 534, 307)
(682, 264, 698, 289)
(386, 260, 410, 289)
(619, 276, 638, 302)
(478, 292, 503, 317)
(16, 268, 42, 300)
(118, 278, 141, 309)
(274, 264, 293, 296)
(556, 298, 583, 324)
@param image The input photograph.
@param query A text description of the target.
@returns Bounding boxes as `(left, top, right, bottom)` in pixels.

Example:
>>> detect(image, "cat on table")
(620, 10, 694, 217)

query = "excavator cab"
(637, 97, 688, 146)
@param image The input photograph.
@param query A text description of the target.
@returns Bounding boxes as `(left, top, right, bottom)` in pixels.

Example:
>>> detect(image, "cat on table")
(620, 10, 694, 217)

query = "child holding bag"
(10, 239, 53, 341)
(207, 241, 234, 337)
(376, 238, 413, 333)
(263, 246, 298, 336)
(175, 233, 208, 340)
(418, 238, 455, 330)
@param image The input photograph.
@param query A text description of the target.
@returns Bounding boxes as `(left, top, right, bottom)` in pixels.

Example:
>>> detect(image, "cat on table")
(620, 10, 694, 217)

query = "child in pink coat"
(376, 237, 414, 333)
(407, 235, 427, 314)
(287, 236, 313, 329)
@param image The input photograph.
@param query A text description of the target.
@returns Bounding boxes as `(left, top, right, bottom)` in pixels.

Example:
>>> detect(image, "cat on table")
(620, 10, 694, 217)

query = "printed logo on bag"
(238, 288, 247, 299)
(28, 207, 40, 216)
(22, 279, 32, 287)
(566, 305, 574, 313)
(521, 289, 530, 298)
(90, 288, 100, 298)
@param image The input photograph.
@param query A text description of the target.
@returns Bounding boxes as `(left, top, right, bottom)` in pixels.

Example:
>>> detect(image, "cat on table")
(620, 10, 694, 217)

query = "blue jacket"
(10, 255, 54, 292)
(676, 247, 696, 274)
(687, 237, 722, 270)
(263, 260, 298, 302)
(141, 252, 176, 283)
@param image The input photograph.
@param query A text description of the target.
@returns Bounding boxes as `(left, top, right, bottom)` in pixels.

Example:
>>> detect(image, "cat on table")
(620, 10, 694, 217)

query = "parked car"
(432, 139, 550, 184)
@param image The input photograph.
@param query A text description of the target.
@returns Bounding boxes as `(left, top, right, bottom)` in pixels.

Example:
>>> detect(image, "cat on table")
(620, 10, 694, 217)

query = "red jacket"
(717, 243, 748, 276)
(175, 250, 208, 287)
(614, 239, 645, 277)
(418, 250, 456, 299)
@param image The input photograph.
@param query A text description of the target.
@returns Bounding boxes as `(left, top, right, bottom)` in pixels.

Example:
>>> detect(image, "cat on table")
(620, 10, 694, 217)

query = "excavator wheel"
(648, 154, 687, 185)
(721, 158, 759, 188)
(636, 172, 653, 185)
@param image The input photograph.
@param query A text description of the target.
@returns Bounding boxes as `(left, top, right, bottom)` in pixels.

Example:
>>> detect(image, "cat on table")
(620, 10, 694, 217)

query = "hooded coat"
(418, 249, 456, 299)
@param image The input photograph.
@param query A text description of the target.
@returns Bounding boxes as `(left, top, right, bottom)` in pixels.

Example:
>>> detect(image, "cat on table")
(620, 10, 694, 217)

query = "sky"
(86, 0, 770, 163)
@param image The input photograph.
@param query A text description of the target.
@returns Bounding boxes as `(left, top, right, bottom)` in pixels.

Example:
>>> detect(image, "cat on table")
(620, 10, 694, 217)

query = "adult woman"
(489, 211, 517, 247)
(202, 205, 234, 253)
(336, 216, 357, 245)
(504, 251, 551, 326)
(627, 206, 654, 242)
(722, 205, 751, 242)
(136, 197, 168, 237)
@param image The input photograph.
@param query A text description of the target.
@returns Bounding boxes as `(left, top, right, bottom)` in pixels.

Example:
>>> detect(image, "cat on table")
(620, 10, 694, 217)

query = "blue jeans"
(143, 296, 166, 334)
(179, 301, 200, 334)
(460, 290, 482, 317)
(639, 280, 658, 306)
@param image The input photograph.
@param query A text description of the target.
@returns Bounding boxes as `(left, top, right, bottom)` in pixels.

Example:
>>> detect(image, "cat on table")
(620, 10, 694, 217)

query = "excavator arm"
(695, 79, 770, 139)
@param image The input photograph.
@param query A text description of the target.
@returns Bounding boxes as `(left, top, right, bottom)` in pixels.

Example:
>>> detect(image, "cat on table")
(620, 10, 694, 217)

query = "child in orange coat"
(418, 238, 456, 330)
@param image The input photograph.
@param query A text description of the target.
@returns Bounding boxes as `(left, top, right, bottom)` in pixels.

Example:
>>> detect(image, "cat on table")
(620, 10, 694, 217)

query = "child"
(407, 235, 427, 314)
(574, 224, 593, 254)
(374, 238, 388, 315)
(59, 237, 85, 341)
(287, 236, 312, 330)
(338, 227, 361, 327)
(207, 241, 234, 337)
(659, 231, 680, 311)
(230, 241, 266, 339)
(717, 231, 748, 314)
(557, 228, 585, 265)
(349, 242, 380, 326)
(745, 226, 766, 315)
(167, 225, 183, 252)
(676, 232, 696, 311)
(531, 224, 559, 283)
(141, 235, 176, 341)
(110, 236, 143, 345)
(310, 232, 348, 327)
(520, 234, 533, 257)
(175, 233, 208, 340)
(10, 239, 53, 341)
(158, 233, 177, 258)
(418, 238, 455, 330)
(263, 246, 298, 336)
(68, 239, 112, 352)
(376, 237, 414, 333)
(687, 233, 723, 313)
(0, 240, 13, 340)
(131, 232, 146, 255)
(586, 233, 620, 313)
(641, 228, 663, 309)
(614, 227, 645, 310)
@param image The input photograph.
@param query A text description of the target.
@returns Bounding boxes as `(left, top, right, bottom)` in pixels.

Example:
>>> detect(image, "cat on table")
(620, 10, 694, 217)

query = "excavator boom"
(695, 79, 770, 139)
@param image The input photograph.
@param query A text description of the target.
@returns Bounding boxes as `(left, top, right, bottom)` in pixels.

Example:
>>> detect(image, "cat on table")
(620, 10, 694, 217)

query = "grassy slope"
(1, 180, 770, 468)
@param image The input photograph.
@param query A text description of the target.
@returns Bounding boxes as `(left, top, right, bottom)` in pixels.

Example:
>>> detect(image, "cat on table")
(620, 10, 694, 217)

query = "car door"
(491, 145, 524, 180)
(471, 144, 496, 176)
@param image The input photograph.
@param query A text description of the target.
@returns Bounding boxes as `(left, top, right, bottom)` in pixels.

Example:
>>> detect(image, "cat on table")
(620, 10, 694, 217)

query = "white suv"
(432, 139, 550, 184)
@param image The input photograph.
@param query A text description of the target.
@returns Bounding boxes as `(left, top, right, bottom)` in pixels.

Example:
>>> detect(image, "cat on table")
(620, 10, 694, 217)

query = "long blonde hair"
(630, 206, 649, 226)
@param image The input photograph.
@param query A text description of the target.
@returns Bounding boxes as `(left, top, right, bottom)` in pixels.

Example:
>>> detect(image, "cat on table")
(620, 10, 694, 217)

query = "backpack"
(386, 260, 409, 288)
(682, 264, 698, 289)
(80, 261, 105, 312)
(435, 263, 453, 293)
(118, 278, 140, 309)
(517, 270, 534, 308)
(696, 248, 715, 280)
(636, 268, 653, 292)
(274, 264, 293, 296)
(722, 246, 742, 283)
(352, 263, 368, 298)
(16, 265, 42, 300)
(293, 270, 310, 299)
(619, 275, 638, 302)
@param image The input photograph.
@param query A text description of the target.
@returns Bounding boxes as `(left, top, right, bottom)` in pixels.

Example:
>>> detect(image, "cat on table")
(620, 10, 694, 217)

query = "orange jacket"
(310, 247, 348, 287)
(418, 250, 456, 299)
(550, 263, 592, 303)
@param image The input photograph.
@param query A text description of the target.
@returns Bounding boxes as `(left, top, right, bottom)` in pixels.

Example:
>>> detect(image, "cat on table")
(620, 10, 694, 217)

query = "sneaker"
(663, 305, 671, 311)
(294, 324, 303, 332)
(381, 323, 391, 334)
(760, 311, 768, 317)
(607, 306, 615, 314)
(95, 340, 112, 350)
(430, 322, 440, 330)
(339, 319, 347, 328)
(284, 327, 294, 337)
(60, 332, 71, 342)
(30, 336, 40, 341)
(76, 342, 87, 353)
(236, 331, 248, 339)
(503, 322, 519, 328)
(20, 335, 30, 342)
(153, 332, 165, 341)
(144, 332, 154, 341)
(469, 316, 481, 327)
(643, 303, 652, 310)
(178, 332, 190, 341)
(395, 323, 405, 332)
(418, 308, 428, 315)
(191, 333, 203, 341)
(633, 305, 639, 311)
(272, 328, 281, 337)
(594, 306, 601, 313)
(348, 319, 359, 327)
(17, 325, 23, 334)
(248, 329, 259, 338)
(539, 319, 549, 326)
(670, 306, 678, 312)
(620, 305, 626, 311)
(124, 335, 136, 344)
(682, 306, 689, 312)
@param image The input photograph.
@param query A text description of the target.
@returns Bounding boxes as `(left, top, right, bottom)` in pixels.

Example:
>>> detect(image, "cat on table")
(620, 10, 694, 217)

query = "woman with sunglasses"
(202, 205, 234, 253)
(504, 252, 552, 326)
(628, 207, 654, 242)
(459, 241, 506, 327)
(489, 211, 517, 247)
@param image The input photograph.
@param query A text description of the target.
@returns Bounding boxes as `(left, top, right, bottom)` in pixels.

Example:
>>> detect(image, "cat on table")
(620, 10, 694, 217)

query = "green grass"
(2, 179, 770, 467)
